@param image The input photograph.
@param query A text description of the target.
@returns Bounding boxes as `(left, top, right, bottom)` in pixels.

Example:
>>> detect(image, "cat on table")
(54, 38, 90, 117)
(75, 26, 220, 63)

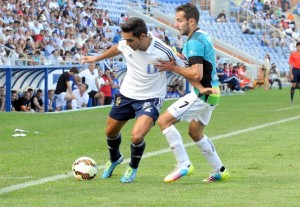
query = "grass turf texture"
(0, 88, 299, 207)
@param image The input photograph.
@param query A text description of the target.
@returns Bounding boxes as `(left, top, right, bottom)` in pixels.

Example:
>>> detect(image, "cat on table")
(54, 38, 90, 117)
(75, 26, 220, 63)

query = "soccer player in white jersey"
(81, 17, 185, 183)
(155, 3, 229, 183)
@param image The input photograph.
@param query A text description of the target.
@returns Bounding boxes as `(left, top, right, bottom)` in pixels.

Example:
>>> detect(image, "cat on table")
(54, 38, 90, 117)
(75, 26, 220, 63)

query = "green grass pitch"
(0, 87, 299, 207)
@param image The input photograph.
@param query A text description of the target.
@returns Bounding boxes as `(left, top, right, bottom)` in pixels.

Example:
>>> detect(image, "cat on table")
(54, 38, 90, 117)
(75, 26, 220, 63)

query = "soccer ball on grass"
(72, 157, 98, 180)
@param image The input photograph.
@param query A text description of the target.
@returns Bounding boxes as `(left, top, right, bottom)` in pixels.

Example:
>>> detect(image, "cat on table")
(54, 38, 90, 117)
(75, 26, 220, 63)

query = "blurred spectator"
(54, 67, 79, 111)
(5, 38, 15, 55)
(263, 1, 270, 12)
(11, 90, 18, 111)
(119, 13, 128, 25)
(111, 70, 120, 102)
(217, 65, 244, 93)
(27, 88, 34, 99)
(0, 86, 5, 111)
(269, 63, 282, 89)
(166, 85, 180, 98)
(47, 89, 55, 112)
(30, 89, 44, 112)
(261, 33, 270, 46)
(282, 0, 291, 12)
(49, 49, 63, 65)
(172, 84, 182, 97)
(223, 63, 230, 76)
(177, 79, 186, 97)
(76, 63, 102, 106)
(71, 82, 89, 109)
(35, 30, 45, 42)
(174, 35, 183, 53)
(32, 51, 44, 65)
(242, 21, 254, 34)
(97, 69, 105, 106)
(62, 33, 75, 52)
(44, 39, 56, 57)
(216, 10, 226, 22)
(112, 30, 122, 45)
(100, 68, 113, 105)
(263, 54, 271, 91)
(72, 47, 83, 63)
(278, 27, 287, 47)
(71, 42, 82, 54)
(15, 91, 31, 112)
(24, 38, 35, 56)
(63, 51, 73, 65)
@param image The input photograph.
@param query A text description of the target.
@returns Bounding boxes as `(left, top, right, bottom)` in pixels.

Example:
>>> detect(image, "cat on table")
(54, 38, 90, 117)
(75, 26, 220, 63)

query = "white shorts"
(54, 92, 66, 108)
(167, 92, 215, 126)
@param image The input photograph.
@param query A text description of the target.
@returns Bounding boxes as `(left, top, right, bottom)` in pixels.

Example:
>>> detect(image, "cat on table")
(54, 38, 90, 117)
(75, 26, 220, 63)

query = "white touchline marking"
(1, 115, 300, 195)
(0, 176, 33, 180)
(272, 106, 300, 112)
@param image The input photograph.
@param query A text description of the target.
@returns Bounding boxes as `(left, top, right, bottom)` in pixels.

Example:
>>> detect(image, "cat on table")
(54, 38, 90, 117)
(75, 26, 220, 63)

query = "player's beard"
(180, 23, 190, 36)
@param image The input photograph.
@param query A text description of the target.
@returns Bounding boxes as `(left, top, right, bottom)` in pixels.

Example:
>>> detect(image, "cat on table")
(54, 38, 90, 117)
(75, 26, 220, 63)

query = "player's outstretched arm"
(81, 45, 122, 64)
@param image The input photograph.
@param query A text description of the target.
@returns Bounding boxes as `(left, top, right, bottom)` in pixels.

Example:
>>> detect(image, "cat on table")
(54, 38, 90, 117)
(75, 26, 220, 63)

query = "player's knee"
(188, 130, 203, 141)
(157, 115, 171, 130)
(105, 127, 118, 138)
(131, 134, 144, 144)
(157, 116, 164, 129)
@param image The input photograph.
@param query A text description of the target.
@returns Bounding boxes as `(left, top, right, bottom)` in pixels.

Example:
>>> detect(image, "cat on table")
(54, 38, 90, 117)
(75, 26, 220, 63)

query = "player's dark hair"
(70, 67, 79, 74)
(175, 3, 199, 24)
(120, 17, 147, 38)
(82, 82, 89, 90)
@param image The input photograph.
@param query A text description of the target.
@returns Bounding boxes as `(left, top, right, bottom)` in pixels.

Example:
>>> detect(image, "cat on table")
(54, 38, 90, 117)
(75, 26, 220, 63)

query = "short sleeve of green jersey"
(186, 39, 204, 58)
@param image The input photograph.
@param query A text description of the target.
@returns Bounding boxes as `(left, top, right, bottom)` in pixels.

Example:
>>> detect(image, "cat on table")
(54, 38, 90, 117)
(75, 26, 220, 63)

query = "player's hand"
(81, 56, 96, 64)
(155, 58, 177, 72)
(289, 73, 293, 81)
(200, 88, 220, 95)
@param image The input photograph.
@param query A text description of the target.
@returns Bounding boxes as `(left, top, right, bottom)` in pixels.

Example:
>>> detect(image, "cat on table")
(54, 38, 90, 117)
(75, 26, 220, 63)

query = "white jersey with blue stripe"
(118, 35, 184, 100)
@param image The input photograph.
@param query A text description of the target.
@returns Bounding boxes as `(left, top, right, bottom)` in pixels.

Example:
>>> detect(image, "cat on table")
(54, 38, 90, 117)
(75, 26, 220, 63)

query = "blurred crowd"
(0, 0, 176, 66)
(0, 0, 135, 66)
(241, 0, 299, 49)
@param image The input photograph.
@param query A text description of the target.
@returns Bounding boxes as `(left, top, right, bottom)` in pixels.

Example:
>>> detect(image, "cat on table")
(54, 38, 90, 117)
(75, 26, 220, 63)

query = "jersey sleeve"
(186, 39, 205, 58)
(186, 39, 204, 66)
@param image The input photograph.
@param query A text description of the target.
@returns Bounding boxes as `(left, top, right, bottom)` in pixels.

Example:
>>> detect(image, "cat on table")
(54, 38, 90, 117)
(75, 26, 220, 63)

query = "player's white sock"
(196, 135, 223, 172)
(163, 125, 191, 167)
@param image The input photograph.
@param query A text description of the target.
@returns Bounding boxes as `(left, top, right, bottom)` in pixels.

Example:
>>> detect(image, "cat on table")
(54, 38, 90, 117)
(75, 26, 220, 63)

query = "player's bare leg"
(101, 118, 127, 179)
(121, 115, 153, 183)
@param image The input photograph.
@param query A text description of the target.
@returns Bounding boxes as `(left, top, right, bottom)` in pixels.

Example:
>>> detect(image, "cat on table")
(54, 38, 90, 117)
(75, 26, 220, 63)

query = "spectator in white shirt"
(32, 21, 43, 35)
(72, 47, 83, 63)
(49, 49, 63, 65)
(71, 82, 89, 109)
(75, 63, 103, 106)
